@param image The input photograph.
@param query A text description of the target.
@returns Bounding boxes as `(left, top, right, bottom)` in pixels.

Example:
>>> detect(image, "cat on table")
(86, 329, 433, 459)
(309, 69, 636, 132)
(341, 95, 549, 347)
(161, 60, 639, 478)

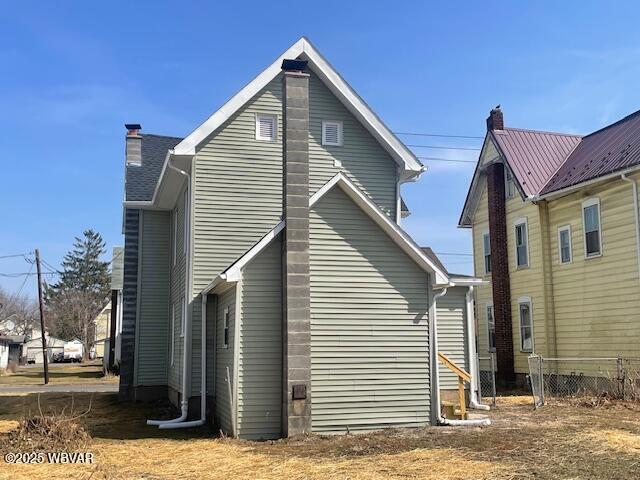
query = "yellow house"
(459, 107, 640, 385)
(92, 301, 111, 358)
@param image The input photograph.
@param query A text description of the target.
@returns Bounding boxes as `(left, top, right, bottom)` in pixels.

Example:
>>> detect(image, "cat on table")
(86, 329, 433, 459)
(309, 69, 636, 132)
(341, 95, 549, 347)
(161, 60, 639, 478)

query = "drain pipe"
(466, 286, 490, 411)
(621, 173, 640, 281)
(433, 284, 491, 427)
(159, 293, 207, 429)
(147, 154, 201, 428)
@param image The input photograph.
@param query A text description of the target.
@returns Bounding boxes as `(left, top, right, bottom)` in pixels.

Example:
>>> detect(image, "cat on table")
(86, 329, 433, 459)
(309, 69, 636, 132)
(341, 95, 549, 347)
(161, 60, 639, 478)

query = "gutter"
(621, 173, 640, 281)
(148, 154, 205, 429)
(432, 283, 491, 427)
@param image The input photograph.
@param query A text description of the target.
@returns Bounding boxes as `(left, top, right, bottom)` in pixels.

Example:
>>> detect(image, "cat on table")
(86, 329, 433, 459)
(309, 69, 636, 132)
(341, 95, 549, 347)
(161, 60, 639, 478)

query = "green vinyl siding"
(215, 286, 236, 435)
(134, 210, 171, 386)
(436, 286, 469, 390)
(237, 238, 282, 439)
(309, 186, 430, 433)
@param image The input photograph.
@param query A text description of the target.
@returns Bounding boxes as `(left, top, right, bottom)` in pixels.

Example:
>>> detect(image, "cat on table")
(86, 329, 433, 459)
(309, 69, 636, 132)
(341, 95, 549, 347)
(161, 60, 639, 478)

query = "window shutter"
(322, 121, 343, 146)
(256, 114, 276, 141)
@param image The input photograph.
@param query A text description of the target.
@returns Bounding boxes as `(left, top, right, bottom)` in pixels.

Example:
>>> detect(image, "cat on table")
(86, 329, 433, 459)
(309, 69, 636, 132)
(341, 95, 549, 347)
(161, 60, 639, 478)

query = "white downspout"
(148, 155, 205, 428)
(466, 286, 490, 411)
(433, 284, 490, 427)
(621, 173, 640, 280)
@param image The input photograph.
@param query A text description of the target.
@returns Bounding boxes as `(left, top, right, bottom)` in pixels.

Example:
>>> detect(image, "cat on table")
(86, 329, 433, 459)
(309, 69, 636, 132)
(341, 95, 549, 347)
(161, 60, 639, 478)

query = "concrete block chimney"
(281, 58, 312, 436)
(125, 123, 142, 166)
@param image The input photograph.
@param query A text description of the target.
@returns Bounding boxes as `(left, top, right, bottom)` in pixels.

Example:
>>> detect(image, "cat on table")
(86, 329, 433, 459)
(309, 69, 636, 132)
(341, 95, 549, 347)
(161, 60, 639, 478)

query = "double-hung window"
(486, 303, 496, 352)
(483, 232, 491, 274)
(518, 297, 533, 353)
(558, 225, 572, 264)
(515, 219, 529, 268)
(583, 198, 602, 258)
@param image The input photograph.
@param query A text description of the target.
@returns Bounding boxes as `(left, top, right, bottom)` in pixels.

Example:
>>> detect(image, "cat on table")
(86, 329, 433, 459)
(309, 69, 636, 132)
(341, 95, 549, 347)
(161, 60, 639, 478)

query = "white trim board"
(173, 37, 422, 179)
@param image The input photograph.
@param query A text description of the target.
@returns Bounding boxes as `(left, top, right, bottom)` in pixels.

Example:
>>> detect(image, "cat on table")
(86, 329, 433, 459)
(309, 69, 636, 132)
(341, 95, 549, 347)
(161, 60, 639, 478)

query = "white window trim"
(183, 189, 188, 255)
(514, 217, 530, 268)
(582, 197, 603, 259)
(482, 230, 491, 275)
(172, 208, 178, 266)
(255, 113, 277, 142)
(223, 306, 230, 349)
(557, 224, 573, 264)
(322, 120, 343, 146)
(486, 301, 495, 353)
(180, 297, 186, 338)
(170, 303, 175, 366)
(517, 296, 534, 353)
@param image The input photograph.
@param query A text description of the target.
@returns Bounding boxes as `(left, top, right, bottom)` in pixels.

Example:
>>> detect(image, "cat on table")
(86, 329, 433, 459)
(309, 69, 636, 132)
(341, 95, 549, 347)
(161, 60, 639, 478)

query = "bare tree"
(0, 287, 39, 338)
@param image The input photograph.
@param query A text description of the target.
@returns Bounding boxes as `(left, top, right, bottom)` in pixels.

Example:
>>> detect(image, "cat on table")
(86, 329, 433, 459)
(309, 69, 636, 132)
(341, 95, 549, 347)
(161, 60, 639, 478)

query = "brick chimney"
(125, 123, 142, 166)
(485, 106, 515, 386)
(486, 106, 504, 131)
(281, 58, 312, 436)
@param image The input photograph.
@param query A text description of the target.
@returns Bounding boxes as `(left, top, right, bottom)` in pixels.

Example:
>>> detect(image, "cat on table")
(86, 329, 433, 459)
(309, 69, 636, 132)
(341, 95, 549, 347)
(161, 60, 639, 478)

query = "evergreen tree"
(45, 230, 111, 361)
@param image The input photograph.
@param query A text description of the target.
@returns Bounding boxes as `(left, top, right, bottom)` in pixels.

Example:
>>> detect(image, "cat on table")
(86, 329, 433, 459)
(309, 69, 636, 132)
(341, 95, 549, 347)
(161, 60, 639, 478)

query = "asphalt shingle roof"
(125, 134, 183, 202)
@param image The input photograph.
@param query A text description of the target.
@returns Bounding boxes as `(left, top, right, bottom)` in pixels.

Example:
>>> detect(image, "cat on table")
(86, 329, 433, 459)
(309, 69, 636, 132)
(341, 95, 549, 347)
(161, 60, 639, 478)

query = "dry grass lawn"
(1, 393, 639, 479)
(0, 361, 117, 386)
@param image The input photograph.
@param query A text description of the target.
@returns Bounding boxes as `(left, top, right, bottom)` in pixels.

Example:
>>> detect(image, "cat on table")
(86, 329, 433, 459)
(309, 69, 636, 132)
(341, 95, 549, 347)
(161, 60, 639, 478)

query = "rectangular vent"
(322, 120, 343, 146)
(256, 114, 276, 141)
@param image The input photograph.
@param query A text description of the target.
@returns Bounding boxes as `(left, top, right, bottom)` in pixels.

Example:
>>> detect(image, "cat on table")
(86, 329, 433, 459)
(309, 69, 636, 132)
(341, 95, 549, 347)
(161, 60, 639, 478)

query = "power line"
(14, 261, 35, 297)
(406, 144, 481, 151)
(419, 156, 477, 164)
(434, 252, 473, 256)
(395, 131, 484, 140)
(0, 252, 32, 260)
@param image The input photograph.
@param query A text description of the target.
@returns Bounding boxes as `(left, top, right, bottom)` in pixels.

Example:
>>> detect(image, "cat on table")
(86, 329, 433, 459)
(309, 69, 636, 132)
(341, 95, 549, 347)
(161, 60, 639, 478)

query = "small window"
(518, 298, 533, 352)
(255, 114, 276, 141)
(486, 303, 496, 352)
(515, 219, 529, 267)
(505, 169, 516, 199)
(558, 225, 572, 264)
(583, 198, 602, 258)
(170, 303, 175, 365)
(180, 298, 186, 337)
(483, 232, 491, 274)
(183, 189, 188, 255)
(172, 208, 178, 266)
(322, 121, 343, 146)
(223, 307, 230, 348)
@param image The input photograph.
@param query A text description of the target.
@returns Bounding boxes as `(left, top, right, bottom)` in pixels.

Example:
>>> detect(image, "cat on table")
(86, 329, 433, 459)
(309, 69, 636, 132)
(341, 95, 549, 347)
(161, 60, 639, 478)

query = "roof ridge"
(536, 135, 584, 195)
(500, 126, 583, 138)
(582, 107, 640, 139)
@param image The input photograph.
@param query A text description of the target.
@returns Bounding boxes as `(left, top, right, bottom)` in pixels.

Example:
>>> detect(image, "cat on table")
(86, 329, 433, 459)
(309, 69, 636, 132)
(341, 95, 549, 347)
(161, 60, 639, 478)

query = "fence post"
(617, 356, 624, 400)
(490, 351, 497, 406)
(539, 356, 545, 406)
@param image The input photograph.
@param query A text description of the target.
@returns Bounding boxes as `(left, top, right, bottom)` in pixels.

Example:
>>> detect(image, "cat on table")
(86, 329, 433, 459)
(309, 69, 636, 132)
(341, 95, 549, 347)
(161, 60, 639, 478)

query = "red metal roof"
(541, 109, 640, 194)
(492, 128, 581, 197)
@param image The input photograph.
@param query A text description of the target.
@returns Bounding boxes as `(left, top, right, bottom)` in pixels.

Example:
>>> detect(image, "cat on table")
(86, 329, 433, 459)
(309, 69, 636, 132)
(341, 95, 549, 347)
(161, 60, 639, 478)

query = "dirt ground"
(1, 393, 639, 479)
(0, 361, 116, 386)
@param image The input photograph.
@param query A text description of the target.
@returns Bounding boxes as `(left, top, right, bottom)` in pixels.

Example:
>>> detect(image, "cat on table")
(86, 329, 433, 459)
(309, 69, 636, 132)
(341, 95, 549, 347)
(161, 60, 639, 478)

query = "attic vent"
(322, 120, 343, 146)
(256, 114, 277, 141)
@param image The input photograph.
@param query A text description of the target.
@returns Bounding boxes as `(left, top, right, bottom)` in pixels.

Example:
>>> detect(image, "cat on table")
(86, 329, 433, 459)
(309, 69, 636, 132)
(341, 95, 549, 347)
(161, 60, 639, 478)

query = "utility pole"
(35, 249, 49, 385)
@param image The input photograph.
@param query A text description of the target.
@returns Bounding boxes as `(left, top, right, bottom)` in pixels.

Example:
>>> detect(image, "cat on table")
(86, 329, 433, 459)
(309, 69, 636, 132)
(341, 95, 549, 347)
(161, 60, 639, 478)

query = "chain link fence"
(528, 355, 640, 405)
(477, 352, 496, 406)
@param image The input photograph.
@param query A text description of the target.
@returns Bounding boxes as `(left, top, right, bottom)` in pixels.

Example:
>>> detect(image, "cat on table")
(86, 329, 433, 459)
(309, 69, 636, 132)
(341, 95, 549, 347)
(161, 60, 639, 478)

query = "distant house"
(460, 106, 640, 386)
(24, 334, 65, 364)
(92, 301, 111, 358)
(119, 37, 482, 438)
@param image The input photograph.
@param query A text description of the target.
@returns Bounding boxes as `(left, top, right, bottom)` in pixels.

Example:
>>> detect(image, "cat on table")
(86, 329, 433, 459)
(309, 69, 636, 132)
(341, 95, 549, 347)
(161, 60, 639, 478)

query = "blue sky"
(3, 1, 640, 296)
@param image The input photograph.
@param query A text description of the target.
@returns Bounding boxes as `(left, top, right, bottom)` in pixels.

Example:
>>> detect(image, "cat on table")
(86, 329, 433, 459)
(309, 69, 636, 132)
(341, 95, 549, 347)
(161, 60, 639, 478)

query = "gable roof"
(540, 109, 640, 195)
(173, 37, 423, 180)
(125, 134, 183, 202)
(202, 173, 449, 295)
(492, 128, 581, 197)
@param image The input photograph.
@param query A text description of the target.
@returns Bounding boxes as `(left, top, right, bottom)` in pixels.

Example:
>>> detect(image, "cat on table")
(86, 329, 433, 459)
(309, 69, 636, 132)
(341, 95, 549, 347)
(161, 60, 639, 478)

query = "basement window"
(486, 303, 496, 352)
(482, 232, 491, 274)
(255, 114, 277, 141)
(518, 297, 533, 353)
(223, 307, 230, 348)
(322, 120, 343, 146)
(583, 198, 602, 258)
(514, 218, 529, 268)
(558, 225, 572, 264)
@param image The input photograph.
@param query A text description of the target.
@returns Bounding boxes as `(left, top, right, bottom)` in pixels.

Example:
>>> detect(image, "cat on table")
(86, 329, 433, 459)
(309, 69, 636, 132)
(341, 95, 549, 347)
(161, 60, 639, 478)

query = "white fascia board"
(172, 37, 421, 177)
(448, 276, 486, 286)
(311, 173, 449, 284)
